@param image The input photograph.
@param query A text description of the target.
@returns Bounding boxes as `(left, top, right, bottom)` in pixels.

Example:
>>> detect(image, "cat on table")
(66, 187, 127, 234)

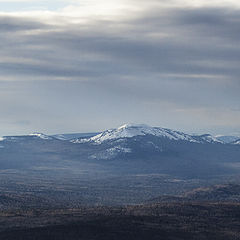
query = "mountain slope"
(0, 124, 240, 206)
(148, 184, 240, 203)
(0, 124, 240, 179)
(216, 135, 240, 144)
(233, 139, 240, 145)
(73, 123, 222, 144)
(52, 133, 99, 141)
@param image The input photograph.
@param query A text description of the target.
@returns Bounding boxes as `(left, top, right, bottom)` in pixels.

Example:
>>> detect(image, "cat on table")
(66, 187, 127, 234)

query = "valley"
(1, 124, 240, 239)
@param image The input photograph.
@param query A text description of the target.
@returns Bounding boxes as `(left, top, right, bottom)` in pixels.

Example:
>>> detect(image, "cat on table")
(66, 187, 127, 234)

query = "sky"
(0, 0, 240, 136)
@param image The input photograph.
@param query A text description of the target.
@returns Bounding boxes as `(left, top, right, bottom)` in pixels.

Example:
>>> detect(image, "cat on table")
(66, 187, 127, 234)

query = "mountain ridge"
(72, 123, 223, 145)
(1, 124, 239, 145)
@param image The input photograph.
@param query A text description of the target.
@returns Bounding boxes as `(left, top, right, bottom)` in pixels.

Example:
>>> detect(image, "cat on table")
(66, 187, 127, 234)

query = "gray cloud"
(0, 6, 240, 135)
(0, 16, 48, 32)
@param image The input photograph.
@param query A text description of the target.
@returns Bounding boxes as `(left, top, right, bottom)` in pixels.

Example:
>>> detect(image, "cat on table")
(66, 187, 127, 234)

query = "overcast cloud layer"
(0, 0, 240, 136)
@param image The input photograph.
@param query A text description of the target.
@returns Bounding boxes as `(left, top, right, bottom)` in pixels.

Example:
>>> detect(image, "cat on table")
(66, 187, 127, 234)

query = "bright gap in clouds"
(0, 0, 142, 23)
(61, 0, 136, 19)
(0, 0, 137, 16)
(0, 1, 66, 12)
(1, 0, 240, 18)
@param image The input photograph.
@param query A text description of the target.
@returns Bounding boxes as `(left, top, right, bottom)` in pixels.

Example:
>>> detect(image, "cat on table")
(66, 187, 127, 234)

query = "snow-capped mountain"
(1, 124, 236, 146)
(233, 139, 240, 145)
(29, 133, 54, 140)
(196, 134, 223, 143)
(0, 124, 240, 179)
(72, 123, 222, 144)
(70, 124, 227, 161)
(0, 133, 55, 142)
(215, 135, 240, 144)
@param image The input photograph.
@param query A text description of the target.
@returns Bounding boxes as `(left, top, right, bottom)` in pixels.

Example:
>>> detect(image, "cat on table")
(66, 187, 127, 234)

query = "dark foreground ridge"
(1, 202, 240, 240)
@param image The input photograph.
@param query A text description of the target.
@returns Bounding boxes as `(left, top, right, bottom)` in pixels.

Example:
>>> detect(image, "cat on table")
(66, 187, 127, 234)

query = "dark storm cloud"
(0, 5, 240, 135)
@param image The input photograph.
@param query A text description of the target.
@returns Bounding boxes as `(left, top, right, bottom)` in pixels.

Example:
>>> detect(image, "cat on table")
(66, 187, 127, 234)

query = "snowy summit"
(74, 123, 210, 144)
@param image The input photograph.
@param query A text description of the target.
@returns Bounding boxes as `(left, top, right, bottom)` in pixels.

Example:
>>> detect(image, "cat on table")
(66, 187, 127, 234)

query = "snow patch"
(90, 146, 131, 160)
(234, 140, 240, 145)
(52, 134, 67, 140)
(198, 134, 223, 143)
(107, 146, 131, 154)
(215, 135, 239, 143)
(72, 138, 89, 144)
(29, 133, 52, 140)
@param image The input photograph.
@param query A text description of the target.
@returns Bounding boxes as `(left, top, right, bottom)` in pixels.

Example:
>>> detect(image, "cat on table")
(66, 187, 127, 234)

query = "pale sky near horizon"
(0, 0, 240, 136)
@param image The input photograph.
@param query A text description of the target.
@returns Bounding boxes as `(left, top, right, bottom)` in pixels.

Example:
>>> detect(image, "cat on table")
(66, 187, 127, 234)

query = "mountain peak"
(73, 123, 201, 144)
